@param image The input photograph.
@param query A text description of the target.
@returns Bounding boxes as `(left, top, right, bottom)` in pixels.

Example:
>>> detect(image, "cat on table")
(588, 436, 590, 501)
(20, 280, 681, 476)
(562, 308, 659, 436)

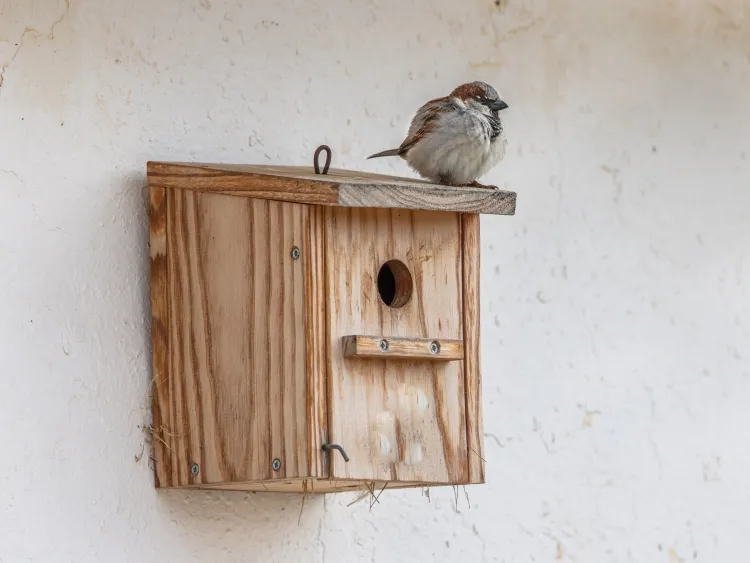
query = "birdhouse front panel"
(325, 207, 468, 483)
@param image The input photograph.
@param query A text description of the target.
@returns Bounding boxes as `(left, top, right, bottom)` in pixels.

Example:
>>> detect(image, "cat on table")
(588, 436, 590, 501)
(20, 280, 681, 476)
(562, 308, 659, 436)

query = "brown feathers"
(398, 98, 452, 154)
(449, 82, 487, 101)
(367, 97, 452, 160)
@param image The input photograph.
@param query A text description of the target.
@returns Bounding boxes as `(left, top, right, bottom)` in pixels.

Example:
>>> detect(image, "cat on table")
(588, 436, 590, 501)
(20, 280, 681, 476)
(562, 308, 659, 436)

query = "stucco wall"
(1, 0, 749, 561)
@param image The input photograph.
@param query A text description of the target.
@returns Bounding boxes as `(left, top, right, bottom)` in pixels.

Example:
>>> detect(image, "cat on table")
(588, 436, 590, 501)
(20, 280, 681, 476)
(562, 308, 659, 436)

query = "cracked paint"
(0, 0, 71, 96)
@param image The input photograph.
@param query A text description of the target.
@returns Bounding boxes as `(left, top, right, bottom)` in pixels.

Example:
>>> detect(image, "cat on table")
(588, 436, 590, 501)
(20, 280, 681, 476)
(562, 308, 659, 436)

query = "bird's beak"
(491, 100, 509, 111)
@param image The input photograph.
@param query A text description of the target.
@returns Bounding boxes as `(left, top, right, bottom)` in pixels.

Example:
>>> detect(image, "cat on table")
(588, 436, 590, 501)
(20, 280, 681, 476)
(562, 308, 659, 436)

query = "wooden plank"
(193, 478, 447, 494)
(148, 162, 340, 206)
(461, 213, 485, 484)
(150, 162, 465, 186)
(147, 161, 516, 216)
(305, 205, 328, 477)
(342, 335, 464, 361)
(165, 188, 186, 486)
(165, 191, 311, 486)
(325, 207, 468, 484)
(337, 183, 514, 215)
(149, 186, 171, 487)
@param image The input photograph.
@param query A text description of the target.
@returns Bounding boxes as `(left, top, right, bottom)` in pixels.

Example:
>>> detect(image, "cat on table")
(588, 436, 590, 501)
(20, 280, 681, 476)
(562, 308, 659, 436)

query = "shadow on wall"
(154, 488, 328, 550)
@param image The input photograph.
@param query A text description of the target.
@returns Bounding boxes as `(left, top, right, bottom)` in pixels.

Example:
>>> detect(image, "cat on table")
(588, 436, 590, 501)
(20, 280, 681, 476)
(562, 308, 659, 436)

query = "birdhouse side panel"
(151, 189, 322, 487)
(324, 207, 468, 484)
(150, 187, 171, 487)
(461, 213, 484, 484)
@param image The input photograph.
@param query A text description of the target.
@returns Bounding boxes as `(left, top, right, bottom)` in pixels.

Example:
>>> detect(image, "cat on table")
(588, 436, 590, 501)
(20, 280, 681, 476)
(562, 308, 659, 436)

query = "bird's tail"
(367, 148, 403, 159)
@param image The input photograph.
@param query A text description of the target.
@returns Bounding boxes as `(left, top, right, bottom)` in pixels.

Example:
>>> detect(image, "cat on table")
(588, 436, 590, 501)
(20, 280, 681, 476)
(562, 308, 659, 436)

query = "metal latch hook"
(322, 442, 350, 462)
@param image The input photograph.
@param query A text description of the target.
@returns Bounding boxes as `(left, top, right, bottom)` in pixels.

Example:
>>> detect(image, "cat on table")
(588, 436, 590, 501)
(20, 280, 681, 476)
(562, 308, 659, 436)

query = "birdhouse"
(147, 151, 516, 493)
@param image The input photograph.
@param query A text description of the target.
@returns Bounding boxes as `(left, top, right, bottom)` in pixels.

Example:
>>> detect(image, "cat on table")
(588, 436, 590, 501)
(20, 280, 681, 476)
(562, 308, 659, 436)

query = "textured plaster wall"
(1, 0, 749, 561)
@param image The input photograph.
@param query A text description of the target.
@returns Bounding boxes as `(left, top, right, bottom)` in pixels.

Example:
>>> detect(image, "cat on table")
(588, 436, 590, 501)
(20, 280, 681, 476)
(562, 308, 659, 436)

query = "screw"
(272, 458, 281, 471)
(290, 246, 300, 260)
(190, 463, 199, 476)
(379, 339, 389, 352)
(430, 341, 440, 354)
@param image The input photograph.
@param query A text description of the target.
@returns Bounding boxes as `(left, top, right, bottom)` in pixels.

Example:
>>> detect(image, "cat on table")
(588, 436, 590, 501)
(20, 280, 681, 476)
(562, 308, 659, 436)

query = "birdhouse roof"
(147, 162, 516, 215)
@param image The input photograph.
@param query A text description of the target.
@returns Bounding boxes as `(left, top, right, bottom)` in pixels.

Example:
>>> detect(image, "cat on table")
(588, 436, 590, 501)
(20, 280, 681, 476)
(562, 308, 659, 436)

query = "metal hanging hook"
(313, 145, 332, 175)
(322, 442, 350, 462)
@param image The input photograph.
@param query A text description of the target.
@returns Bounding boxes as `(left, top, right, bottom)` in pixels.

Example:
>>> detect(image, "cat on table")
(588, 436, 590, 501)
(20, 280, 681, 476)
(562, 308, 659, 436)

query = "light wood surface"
(155, 190, 319, 486)
(342, 335, 464, 361)
(149, 187, 171, 487)
(190, 478, 449, 494)
(325, 207, 468, 483)
(305, 205, 328, 477)
(149, 184, 488, 491)
(147, 161, 516, 215)
(461, 213, 485, 484)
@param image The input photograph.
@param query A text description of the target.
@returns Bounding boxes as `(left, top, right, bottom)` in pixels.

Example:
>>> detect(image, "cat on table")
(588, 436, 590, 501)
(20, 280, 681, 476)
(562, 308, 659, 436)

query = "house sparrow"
(368, 81, 508, 190)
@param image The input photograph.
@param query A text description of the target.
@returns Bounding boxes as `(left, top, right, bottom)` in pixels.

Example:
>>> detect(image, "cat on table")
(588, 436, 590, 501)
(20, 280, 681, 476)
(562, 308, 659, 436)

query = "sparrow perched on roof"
(368, 81, 509, 190)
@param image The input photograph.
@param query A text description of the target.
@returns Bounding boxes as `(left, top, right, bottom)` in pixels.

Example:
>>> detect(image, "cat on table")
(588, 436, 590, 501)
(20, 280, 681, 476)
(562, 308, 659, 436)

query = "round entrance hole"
(377, 260, 413, 308)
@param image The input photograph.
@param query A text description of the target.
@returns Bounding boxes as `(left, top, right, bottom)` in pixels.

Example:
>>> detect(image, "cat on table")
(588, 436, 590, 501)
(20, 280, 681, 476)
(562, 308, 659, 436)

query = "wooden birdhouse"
(147, 152, 516, 493)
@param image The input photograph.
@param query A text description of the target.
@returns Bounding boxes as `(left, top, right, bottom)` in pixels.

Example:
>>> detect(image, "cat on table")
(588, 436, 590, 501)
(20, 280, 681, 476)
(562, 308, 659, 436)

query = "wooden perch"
(342, 335, 464, 361)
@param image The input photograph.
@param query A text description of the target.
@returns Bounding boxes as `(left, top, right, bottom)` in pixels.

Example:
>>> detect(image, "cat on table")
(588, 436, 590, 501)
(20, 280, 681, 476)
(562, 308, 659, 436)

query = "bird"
(367, 81, 509, 190)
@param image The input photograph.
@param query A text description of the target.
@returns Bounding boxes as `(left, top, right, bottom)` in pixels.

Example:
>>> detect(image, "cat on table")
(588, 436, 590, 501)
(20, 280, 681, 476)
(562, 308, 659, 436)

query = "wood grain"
(192, 478, 449, 494)
(342, 335, 464, 361)
(337, 183, 514, 215)
(325, 207, 468, 484)
(149, 186, 171, 487)
(147, 161, 516, 215)
(305, 205, 328, 477)
(149, 183, 489, 490)
(461, 213, 485, 484)
(163, 190, 315, 486)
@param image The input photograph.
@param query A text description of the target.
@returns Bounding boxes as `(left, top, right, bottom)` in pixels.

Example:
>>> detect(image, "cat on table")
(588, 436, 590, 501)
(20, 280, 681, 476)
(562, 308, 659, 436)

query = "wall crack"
(0, 0, 71, 98)
(0, 168, 25, 186)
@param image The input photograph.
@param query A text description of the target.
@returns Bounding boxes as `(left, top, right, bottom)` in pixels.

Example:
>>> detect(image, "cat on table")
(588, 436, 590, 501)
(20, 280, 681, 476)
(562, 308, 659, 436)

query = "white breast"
(405, 108, 507, 186)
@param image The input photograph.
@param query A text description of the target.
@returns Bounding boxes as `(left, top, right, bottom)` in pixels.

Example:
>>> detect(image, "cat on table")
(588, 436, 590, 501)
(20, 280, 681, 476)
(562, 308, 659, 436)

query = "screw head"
(272, 458, 281, 471)
(430, 341, 440, 354)
(190, 463, 199, 476)
(379, 339, 389, 352)
(290, 246, 301, 260)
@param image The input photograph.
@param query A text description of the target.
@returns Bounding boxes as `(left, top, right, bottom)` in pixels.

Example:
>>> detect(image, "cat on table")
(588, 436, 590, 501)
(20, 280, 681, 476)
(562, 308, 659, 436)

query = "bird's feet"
(467, 180, 500, 192)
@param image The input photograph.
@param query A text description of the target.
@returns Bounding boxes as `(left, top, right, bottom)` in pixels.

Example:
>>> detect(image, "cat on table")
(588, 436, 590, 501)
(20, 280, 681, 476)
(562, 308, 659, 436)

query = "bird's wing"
(399, 97, 455, 153)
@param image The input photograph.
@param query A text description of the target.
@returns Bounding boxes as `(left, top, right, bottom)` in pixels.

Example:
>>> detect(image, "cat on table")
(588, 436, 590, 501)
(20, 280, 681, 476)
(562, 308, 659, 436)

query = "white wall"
(1, 0, 749, 561)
